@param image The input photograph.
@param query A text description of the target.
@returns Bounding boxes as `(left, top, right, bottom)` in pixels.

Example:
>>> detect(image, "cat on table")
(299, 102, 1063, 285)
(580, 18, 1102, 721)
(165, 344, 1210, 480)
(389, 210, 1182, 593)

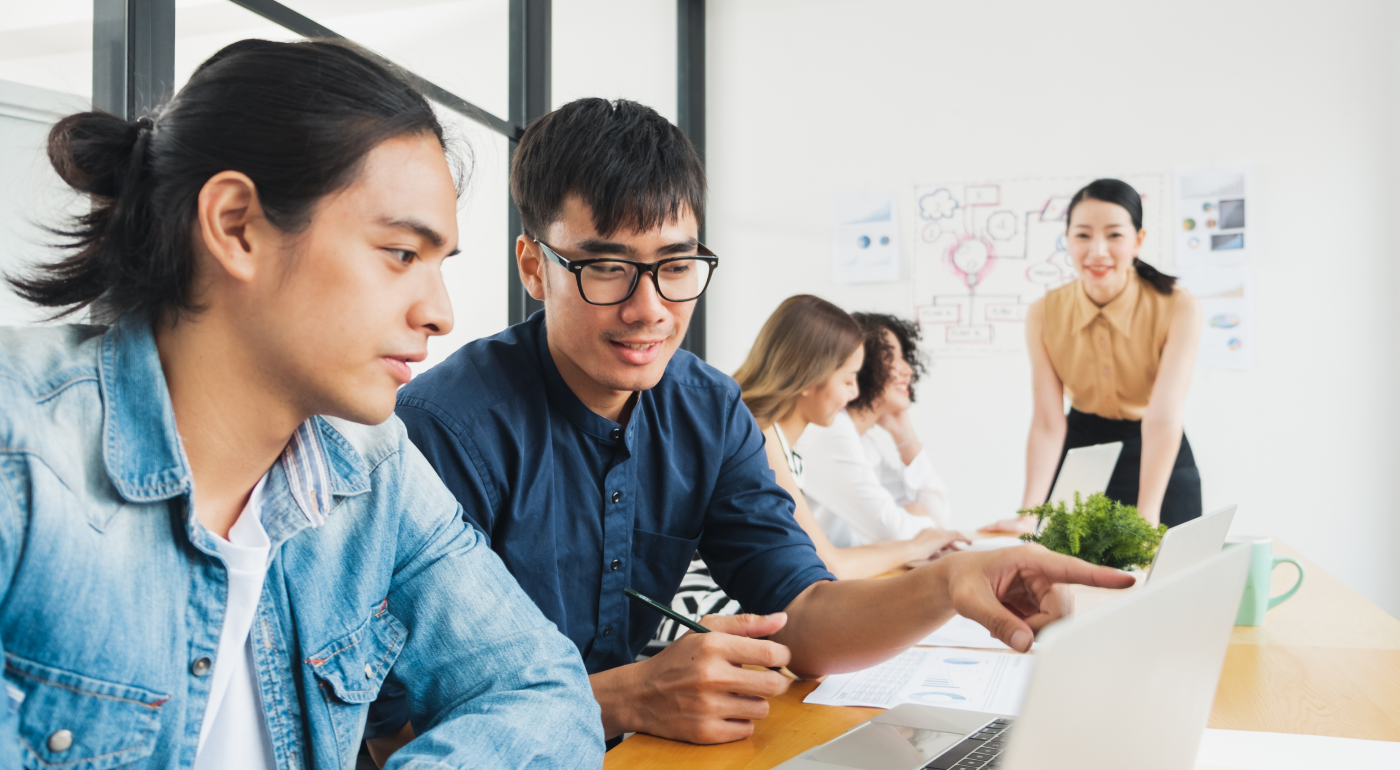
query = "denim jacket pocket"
(307, 602, 407, 705)
(4, 653, 167, 770)
(306, 603, 407, 764)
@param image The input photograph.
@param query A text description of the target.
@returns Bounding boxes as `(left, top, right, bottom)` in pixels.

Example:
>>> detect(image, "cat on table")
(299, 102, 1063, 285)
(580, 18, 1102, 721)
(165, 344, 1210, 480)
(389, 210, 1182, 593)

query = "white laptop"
(775, 545, 1251, 770)
(1047, 442, 1123, 505)
(1146, 504, 1236, 584)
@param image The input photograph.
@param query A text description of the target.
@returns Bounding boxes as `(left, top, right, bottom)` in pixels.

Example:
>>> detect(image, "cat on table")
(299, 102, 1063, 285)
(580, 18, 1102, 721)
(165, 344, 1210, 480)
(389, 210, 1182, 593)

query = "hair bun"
(46, 111, 145, 198)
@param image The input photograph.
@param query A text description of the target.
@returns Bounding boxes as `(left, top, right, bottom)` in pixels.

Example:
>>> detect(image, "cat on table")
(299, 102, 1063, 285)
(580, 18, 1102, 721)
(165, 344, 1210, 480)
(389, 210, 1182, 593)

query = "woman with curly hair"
(799, 313, 965, 550)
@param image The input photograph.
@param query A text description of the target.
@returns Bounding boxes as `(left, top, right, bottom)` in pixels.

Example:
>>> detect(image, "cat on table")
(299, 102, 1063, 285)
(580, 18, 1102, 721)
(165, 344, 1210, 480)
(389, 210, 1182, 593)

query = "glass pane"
(271, 0, 508, 121)
(0, 0, 94, 101)
(174, 0, 302, 89)
(552, 0, 676, 121)
(414, 105, 509, 376)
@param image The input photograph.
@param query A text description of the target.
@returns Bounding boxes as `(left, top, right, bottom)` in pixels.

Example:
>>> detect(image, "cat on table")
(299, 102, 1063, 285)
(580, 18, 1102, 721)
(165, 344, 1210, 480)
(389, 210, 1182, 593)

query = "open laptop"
(1047, 442, 1123, 505)
(775, 545, 1251, 770)
(1146, 504, 1236, 584)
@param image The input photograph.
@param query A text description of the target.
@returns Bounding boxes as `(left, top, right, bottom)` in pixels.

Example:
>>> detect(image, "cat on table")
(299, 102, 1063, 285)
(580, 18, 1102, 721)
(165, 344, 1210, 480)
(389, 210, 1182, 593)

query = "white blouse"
(796, 411, 951, 547)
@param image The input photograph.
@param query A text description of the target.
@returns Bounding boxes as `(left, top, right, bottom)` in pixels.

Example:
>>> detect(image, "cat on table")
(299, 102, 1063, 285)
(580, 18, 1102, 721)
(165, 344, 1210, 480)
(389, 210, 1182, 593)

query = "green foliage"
(1018, 492, 1167, 570)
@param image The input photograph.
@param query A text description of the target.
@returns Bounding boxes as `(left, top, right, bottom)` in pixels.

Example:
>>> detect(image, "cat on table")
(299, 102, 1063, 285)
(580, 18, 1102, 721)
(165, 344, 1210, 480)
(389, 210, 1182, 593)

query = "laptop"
(1146, 504, 1236, 584)
(1047, 442, 1123, 505)
(775, 545, 1251, 770)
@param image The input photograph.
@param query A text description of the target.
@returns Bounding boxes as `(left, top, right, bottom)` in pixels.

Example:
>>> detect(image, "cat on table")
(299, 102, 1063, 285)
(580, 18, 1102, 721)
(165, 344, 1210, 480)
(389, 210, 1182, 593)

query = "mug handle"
(1267, 557, 1305, 610)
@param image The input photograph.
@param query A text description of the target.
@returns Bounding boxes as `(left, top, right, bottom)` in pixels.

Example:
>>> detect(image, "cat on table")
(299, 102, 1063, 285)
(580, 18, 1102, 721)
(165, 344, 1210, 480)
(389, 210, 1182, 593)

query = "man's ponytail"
(13, 113, 164, 320)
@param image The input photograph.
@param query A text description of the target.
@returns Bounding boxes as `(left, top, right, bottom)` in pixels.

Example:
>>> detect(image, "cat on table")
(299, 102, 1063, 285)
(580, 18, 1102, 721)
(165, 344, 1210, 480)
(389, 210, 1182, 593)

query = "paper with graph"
(833, 190, 901, 284)
(1174, 166, 1254, 370)
(911, 176, 1164, 358)
(804, 647, 1033, 714)
(1176, 267, 1252, 371)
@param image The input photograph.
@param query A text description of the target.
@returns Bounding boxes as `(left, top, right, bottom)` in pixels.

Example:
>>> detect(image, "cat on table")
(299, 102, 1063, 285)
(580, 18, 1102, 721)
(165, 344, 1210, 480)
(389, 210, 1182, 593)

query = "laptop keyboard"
(923, 718, 1013, 770)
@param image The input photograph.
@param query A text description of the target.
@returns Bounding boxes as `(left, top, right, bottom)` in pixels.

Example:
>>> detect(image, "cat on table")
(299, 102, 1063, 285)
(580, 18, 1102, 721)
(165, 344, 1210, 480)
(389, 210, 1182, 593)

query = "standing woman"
(986, 178, 1203, 532)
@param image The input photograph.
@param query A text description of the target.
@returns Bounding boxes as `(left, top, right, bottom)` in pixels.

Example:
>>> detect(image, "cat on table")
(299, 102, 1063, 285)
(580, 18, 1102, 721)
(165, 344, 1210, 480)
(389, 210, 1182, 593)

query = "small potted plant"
(1017, 492, 1166, 572)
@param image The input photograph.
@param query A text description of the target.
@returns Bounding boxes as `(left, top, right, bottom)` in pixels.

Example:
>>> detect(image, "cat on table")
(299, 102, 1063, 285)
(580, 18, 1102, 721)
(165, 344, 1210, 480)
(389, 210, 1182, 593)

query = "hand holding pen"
(603, 587, 799, 744)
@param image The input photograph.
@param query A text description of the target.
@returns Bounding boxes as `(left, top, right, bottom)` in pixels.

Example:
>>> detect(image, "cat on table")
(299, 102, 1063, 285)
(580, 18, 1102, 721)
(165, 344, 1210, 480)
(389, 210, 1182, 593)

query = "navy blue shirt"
(397, 312, 832, 670)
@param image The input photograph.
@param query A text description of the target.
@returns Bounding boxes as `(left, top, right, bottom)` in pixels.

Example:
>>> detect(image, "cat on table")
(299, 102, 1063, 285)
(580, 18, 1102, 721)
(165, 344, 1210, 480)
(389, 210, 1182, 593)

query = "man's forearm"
(771, 563, 956, 678)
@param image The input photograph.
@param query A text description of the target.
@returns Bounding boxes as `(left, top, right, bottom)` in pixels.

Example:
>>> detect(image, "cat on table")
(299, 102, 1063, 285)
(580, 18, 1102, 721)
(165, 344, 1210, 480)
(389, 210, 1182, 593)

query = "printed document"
(804, 648, 1032, 714)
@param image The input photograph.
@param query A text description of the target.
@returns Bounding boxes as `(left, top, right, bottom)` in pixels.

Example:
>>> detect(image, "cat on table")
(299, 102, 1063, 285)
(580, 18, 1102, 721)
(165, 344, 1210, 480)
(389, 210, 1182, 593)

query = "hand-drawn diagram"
(913, 176, 1163, 358)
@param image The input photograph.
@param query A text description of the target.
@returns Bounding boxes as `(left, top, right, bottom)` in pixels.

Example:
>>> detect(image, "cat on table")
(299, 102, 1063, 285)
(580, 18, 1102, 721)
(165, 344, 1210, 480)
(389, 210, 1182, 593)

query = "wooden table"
(604, 540, 1400, 768)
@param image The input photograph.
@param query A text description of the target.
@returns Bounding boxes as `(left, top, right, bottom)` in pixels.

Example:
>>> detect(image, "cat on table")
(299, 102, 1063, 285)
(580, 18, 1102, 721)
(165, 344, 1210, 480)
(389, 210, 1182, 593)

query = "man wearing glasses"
(366, 98, 1130, 751)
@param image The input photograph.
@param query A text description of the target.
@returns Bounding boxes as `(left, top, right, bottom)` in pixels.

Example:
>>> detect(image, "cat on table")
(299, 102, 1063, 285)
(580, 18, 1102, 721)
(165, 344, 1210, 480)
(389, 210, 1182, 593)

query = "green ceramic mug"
(1225, 536, 1304, 626)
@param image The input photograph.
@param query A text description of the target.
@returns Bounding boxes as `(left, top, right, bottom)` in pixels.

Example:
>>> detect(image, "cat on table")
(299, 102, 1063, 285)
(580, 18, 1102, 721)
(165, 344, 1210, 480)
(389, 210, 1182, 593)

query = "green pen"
(624, 587, 798, 679)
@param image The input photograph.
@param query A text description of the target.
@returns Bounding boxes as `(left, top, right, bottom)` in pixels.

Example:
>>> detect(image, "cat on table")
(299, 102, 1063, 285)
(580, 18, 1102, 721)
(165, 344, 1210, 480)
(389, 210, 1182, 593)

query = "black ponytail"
(8, 38, 455, 324)
(1066, 178, 1176, 296)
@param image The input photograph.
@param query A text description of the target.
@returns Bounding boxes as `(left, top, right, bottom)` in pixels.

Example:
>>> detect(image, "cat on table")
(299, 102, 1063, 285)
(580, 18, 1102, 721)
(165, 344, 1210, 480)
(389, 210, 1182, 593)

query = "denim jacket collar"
(98, 315, 370, 540)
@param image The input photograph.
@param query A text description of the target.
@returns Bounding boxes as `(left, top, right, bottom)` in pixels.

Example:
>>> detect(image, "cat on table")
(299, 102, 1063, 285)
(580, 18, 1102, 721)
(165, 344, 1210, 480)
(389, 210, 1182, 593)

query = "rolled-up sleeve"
(381, 442, 602, 768)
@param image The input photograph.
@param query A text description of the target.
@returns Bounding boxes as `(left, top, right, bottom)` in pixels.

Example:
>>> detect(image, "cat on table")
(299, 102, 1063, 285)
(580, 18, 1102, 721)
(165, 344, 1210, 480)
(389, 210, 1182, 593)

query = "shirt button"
(365, 663, 374, 679)
(190, 657, 212, 677)
(611, 559, 622, 571)
(47, 730, 73, 753)
(611, 491, 622, 504)
(609, 428, 622, 440)
(602, 625, 614, 637)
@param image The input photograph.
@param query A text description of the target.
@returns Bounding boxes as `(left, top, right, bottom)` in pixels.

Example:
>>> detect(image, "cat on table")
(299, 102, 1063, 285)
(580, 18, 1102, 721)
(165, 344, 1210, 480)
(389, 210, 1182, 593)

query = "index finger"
(1011, 546, 1136, 589)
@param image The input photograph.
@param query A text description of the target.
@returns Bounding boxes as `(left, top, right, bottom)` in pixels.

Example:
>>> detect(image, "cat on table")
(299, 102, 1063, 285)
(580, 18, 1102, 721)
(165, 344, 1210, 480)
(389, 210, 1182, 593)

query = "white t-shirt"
(194, 474, 276, 770)
(797, 411, 952, 547)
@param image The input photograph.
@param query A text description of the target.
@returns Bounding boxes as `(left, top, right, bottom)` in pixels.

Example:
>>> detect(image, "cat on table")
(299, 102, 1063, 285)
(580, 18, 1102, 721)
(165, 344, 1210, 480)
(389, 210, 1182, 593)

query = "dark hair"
(1065, 178, 1176, 295)
(847, 313, 926, 413)
(8, 38, 452, 323)
(510, 97, 705, 239)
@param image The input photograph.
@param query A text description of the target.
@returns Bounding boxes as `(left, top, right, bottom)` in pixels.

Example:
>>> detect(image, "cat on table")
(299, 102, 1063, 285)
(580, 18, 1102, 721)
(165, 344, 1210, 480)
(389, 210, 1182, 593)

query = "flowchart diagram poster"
(912, 175, 1164, 358)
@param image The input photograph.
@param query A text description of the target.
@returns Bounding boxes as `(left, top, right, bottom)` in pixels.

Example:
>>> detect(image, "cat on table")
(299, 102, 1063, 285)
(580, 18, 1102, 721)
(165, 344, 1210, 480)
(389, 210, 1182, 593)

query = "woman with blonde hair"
(735, 296, 965, 576)
(646, 296, 962, 650)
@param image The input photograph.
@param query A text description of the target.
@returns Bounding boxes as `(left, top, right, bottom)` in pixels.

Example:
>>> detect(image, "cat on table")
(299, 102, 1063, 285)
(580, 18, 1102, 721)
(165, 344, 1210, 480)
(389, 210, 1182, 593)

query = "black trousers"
(1051, 409, 1202, 528)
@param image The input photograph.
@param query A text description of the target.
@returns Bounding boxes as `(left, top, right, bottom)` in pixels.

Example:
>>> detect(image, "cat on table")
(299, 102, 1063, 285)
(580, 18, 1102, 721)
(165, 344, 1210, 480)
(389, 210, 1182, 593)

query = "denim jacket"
(0, 317, 603, 769)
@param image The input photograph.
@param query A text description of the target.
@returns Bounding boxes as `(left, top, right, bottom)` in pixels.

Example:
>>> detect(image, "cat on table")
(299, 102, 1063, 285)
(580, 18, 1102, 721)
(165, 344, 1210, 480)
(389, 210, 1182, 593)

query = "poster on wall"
(910, 175, 1164, 358)
(1175, 267, 1253, 372)
(1175, 166, 1254, 370)
(832, 190, 901, 284)
(1175, 166, 1250, 268)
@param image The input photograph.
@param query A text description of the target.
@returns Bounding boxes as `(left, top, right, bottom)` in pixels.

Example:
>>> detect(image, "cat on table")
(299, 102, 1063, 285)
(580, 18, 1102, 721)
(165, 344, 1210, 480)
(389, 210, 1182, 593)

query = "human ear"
(1135, 228, 1147, 256)
(196, 171, 268, 284)
(516, 235, 547, 301)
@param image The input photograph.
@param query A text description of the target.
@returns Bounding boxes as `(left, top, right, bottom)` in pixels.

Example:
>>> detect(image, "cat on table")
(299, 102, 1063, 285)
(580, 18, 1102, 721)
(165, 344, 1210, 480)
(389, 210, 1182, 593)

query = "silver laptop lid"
(999, 545, 1251, 770)
(1146, 504, 1237, 584)
(1047, 442, 1123, 505)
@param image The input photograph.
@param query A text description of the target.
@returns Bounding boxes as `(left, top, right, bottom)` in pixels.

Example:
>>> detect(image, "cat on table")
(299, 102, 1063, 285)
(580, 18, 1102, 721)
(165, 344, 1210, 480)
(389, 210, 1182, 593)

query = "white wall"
(705, 0, 1400, 617)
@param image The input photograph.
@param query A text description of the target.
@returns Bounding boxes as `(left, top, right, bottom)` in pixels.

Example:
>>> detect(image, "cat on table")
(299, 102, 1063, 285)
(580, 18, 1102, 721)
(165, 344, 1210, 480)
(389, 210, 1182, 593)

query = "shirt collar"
(1070, 272, 1139, 338)
(534, 312, 633, 444)
(99, 315, 369, 530)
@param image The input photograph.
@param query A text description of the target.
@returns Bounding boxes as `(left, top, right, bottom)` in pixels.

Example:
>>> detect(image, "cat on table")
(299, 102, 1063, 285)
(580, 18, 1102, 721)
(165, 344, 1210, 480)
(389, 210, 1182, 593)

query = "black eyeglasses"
(535, 239, 719, 306)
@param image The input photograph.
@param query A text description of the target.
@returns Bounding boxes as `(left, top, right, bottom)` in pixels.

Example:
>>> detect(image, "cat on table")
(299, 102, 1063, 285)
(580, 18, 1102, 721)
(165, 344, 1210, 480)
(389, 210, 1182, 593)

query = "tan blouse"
(1042, 273, 1181, 421)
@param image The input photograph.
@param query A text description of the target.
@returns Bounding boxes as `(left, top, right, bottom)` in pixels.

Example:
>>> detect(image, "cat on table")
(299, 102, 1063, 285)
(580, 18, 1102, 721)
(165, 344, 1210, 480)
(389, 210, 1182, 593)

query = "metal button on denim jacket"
(0, 316, 603, 769)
